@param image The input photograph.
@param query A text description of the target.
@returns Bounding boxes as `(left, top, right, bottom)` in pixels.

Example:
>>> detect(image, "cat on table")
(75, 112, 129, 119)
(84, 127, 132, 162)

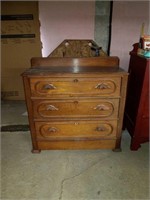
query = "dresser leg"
(112, 148, 122, 152)
(112, 138, 122, 152)
(32, 149, 41, 153)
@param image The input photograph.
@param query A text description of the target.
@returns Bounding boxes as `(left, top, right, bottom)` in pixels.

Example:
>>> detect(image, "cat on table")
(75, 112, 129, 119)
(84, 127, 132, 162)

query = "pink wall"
(110, 1, 149, 71)
(39, 1, 95, 57)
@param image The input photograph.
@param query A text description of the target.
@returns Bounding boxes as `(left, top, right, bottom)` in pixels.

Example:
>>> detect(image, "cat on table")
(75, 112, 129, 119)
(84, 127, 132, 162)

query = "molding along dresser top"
(22, 56, 128, 153)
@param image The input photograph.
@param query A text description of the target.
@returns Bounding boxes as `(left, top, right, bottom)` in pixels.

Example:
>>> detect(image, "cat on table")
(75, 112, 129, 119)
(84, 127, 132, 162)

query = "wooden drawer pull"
(43, 84, 56, 90)
(96, 126, 106, 132)
(48, 127, 58, 133)
(93, 104, 110, 111)
(95, 83, 110, 89)
(46, 105, 59, 111)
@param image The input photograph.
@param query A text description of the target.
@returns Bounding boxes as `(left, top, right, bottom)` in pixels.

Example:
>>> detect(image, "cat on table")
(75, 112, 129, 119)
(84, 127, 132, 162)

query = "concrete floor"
(1, 100, 150, 200)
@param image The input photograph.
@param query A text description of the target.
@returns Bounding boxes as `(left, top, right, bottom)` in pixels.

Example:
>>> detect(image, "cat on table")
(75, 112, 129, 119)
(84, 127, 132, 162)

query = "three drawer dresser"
(22, 56, 128, 153)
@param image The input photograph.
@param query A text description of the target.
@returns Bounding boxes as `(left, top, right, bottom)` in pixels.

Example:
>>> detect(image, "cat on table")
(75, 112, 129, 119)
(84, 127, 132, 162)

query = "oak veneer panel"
(30, 77, 121, 98)
(37, 139, 116, 150)
(35, 120, 117, 140)
(33, 99, 119, 119)
(31, 56, 119, 68)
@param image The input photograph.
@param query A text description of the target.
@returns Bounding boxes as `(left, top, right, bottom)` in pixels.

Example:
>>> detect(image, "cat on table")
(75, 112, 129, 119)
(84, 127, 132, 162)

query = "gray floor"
(1, 100, 150, 200)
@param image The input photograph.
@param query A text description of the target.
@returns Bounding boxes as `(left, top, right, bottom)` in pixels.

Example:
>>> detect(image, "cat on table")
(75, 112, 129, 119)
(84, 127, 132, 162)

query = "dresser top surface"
(22, 66, 128, 77)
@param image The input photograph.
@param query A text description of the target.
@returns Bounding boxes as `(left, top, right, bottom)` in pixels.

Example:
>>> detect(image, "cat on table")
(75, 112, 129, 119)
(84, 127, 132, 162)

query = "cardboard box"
(1, 1, 42, 100)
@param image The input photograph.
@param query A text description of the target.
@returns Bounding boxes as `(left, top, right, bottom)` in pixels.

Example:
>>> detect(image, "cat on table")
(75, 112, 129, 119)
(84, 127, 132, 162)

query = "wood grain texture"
(30, 77, 121, 98)
(31, 56, 119, 68)
(22, 56, 128, 152)
(22, 76, 39, 152)
(37, 140, 116, 150)
(35, 120, 117, 140)
(32, 99, 119, 119)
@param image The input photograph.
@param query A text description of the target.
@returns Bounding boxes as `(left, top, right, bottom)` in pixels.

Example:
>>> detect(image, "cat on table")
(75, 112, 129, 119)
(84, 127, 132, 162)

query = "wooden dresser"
(124, 52, 149, 150)
(22, 57, 128, 153)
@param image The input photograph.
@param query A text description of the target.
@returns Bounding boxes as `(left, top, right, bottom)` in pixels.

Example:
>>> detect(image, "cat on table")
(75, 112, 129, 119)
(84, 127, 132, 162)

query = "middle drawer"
(33, 99, 119, 119)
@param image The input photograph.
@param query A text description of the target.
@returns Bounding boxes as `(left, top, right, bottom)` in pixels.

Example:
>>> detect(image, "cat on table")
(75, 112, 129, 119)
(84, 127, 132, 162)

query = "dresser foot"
(112, 148, 122, 152)
(31, 149, 41, 153)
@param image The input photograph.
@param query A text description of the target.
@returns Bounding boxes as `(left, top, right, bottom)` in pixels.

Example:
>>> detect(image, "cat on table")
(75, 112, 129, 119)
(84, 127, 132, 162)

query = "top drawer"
(30, 77, 121, 98)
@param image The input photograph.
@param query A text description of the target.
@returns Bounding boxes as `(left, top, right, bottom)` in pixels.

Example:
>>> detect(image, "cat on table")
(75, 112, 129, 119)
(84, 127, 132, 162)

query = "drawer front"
(33, 99, 119, 119)
(30, 77, 121, 97)
(35, 121, 117, 140)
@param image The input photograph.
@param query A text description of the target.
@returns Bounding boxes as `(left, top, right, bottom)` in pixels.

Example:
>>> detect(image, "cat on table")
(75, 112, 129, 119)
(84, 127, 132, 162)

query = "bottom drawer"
(35, 120, 117, 140)
(37, 139, 116, 150)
